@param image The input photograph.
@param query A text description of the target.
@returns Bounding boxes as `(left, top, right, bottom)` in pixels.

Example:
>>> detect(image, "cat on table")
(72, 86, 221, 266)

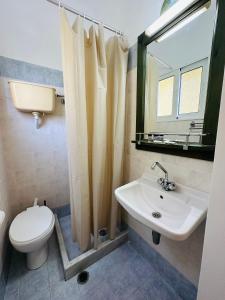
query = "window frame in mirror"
(135, 0, 225, 161)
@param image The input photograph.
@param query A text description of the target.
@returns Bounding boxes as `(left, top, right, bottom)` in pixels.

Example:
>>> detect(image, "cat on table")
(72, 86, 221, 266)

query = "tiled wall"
(0, 56, 63, 87)
(0, 57, 68, 296)
(0, 57, 69, 218)
(0, 47, 213, 290)
(0, 124, 12, 292)
(124, 45, 213, 285)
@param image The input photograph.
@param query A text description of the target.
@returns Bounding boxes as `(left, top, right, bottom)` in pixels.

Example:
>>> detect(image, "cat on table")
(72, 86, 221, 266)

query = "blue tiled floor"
(4, 232, 195, 300)
(58, 215, 81, 260)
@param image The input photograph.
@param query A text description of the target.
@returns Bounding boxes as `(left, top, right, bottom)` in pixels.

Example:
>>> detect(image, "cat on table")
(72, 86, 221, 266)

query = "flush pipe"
(33, 197, 39, 206)
(32, 112, 43, 129)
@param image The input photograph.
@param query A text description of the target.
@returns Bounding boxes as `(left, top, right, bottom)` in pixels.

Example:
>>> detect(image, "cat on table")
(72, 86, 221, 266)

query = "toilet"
(9, 205, 55, 270)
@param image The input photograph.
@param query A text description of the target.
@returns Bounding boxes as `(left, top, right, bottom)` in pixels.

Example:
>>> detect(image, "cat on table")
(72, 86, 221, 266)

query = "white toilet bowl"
(9, 205, 55, 270)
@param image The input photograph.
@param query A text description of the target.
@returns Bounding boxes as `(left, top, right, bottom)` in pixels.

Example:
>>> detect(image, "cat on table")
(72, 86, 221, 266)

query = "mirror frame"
(135, 0, 225, 161)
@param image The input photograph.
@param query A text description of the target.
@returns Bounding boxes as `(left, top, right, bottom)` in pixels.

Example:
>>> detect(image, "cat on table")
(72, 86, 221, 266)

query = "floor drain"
(77, 271, 89, 285)
(152, 212, 162, 219)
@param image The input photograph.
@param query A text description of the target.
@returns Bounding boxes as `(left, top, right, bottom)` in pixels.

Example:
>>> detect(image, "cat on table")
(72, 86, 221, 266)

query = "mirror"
(144, 1, 215, 147)
(136, 0, 225, 160)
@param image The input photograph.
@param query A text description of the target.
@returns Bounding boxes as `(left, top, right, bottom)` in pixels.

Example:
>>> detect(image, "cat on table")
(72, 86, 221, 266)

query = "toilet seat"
(9, 206, 54, 245)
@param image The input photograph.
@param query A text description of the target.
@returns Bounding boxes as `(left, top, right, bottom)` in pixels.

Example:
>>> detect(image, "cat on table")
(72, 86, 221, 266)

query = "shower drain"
(152, 212, 162, 219)
(77, 271, 89, 285)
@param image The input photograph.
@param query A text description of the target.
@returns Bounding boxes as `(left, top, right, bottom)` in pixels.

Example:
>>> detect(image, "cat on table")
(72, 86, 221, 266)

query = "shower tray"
(54, 212, 128, 280)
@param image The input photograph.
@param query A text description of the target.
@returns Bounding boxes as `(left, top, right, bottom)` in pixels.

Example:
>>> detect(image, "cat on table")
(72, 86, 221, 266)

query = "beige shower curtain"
(60, 8, 128, 251)
(106, 37, 129, 239)
(145, 54, 159, 132)
(85, 25, 107, 248)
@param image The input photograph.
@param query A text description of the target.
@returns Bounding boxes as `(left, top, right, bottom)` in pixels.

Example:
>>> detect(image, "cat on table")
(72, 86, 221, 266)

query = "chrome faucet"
(151, 162, 176, 191)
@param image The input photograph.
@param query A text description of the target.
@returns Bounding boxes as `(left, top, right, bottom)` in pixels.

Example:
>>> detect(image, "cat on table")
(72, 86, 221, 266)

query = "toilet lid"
(9, 206, 54, 243)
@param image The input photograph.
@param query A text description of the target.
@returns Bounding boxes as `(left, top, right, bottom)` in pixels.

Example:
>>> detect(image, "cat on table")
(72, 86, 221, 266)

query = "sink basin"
(115, 173, 208, 241)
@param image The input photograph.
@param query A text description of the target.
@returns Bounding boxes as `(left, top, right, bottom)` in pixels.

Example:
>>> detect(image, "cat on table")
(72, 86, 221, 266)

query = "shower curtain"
(145, 54, 159, 132)
(60, 8, 128, 251)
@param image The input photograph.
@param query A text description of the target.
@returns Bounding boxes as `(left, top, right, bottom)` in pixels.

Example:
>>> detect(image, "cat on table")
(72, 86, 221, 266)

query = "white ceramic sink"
(115, 173, 208, 241)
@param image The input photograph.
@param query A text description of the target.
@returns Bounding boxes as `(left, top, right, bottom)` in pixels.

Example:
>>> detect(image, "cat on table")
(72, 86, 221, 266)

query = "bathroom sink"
(115, 173, 208, 241)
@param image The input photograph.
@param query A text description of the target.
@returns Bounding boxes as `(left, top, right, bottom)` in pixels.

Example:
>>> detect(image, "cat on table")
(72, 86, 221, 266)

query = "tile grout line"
(47, 243, 54, 300)
(127, 240, 180, 298)
(17, 257, 22, 300)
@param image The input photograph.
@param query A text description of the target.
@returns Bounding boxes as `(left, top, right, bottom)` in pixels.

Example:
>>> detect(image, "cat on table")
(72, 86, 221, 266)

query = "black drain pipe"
(152, 231, 161, 245)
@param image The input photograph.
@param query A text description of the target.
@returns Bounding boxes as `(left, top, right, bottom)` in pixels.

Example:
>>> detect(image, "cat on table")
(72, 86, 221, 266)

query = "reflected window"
(157, 76, 174, 117)
(156, 58, 207, 121)
(179, 67, 203, 115)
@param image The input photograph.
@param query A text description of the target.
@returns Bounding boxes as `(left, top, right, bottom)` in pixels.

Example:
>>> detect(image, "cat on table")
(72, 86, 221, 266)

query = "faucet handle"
(157, 178, 165, 186)
(167, 182, 176, 191)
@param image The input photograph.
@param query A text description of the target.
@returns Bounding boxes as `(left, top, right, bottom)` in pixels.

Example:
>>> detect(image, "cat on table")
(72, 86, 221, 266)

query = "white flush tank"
(9, 80, 56, 112)
(9, 80, 56, 128)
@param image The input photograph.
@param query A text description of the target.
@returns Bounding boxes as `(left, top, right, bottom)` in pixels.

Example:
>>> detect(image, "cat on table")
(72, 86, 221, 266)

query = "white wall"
(0, 0, 163, 70)
(197, 73, 225, 300)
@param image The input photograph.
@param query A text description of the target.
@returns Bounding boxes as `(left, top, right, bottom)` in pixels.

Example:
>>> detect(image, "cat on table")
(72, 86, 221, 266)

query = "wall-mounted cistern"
(151, 162, 176, 191)
(9, 80, 56, 129)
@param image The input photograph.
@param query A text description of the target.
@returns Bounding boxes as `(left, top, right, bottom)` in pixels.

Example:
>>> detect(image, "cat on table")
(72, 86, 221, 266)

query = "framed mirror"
(135, 0, 225, 161)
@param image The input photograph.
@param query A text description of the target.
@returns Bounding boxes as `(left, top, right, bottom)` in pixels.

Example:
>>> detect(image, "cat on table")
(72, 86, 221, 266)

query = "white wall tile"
(0, 76, 69, 219)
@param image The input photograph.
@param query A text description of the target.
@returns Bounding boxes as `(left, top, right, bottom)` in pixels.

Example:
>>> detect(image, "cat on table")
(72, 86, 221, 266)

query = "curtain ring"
(83, 13, 87, 28)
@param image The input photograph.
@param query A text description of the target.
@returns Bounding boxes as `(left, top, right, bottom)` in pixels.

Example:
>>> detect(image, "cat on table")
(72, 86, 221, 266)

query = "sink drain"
(152, 212, 162, 219)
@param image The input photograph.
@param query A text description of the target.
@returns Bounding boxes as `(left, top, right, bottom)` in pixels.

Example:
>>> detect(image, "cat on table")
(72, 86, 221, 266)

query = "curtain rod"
(46, 0, 124, 36)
